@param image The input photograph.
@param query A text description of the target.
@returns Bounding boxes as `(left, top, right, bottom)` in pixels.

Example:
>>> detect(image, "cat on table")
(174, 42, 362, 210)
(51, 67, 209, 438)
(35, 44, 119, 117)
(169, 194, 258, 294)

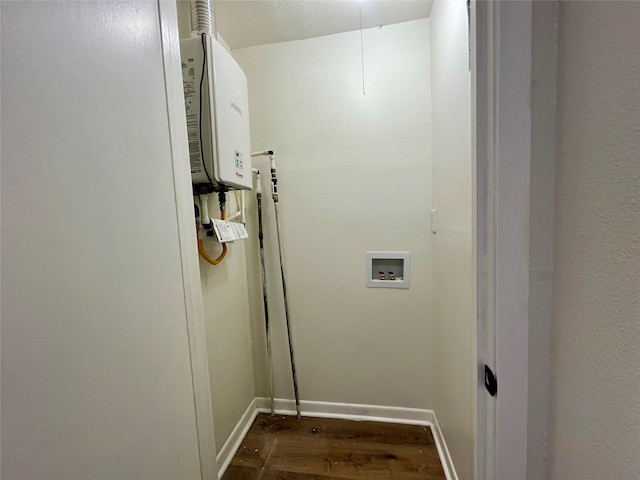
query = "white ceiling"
(214, 0, 433, 50)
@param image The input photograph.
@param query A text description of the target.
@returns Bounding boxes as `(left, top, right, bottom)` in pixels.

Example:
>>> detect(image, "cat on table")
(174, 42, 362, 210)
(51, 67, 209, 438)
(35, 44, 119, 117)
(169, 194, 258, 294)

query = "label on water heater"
(186, 114, 203, 175)
(211, 219, 248, 243)
(181, 57, 205, 176)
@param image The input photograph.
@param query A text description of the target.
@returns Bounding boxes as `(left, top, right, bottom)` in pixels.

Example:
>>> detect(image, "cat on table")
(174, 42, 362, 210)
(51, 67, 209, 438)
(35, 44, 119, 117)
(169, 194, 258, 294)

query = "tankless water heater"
(180, 35, 252, 190)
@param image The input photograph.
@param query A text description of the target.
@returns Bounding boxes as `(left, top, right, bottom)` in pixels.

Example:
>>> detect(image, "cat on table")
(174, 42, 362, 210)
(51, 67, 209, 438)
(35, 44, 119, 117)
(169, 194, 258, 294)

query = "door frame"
(157, 1, 219, 479)
(159, 0, 535, 478)
(474, 1, 532, 479)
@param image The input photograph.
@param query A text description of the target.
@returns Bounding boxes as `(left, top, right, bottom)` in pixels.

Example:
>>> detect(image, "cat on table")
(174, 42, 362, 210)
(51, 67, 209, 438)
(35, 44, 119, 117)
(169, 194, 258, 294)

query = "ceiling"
(214, 0, 433, 50)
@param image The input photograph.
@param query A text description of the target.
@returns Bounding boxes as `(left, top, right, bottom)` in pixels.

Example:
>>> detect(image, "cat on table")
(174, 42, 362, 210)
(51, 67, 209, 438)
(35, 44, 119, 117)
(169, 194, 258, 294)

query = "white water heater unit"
(181, 35, 252, 190)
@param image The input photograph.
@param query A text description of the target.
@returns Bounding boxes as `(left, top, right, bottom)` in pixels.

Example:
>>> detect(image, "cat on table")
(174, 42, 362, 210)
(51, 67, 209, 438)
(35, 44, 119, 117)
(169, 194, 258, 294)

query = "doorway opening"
(165, 1, 537, 479)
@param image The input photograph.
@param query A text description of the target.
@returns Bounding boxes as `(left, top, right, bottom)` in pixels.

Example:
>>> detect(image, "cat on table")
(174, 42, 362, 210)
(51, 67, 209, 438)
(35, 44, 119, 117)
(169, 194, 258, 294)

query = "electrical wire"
(199, 33, 216, 191)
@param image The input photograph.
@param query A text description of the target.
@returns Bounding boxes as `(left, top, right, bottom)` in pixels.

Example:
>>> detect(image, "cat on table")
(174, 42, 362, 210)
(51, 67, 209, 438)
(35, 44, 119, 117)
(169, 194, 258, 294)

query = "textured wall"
(234, 20, 434, 410)
(547, 2, 640, 479)
(528, 1, 557, 478)
(429, 1, 475, 479)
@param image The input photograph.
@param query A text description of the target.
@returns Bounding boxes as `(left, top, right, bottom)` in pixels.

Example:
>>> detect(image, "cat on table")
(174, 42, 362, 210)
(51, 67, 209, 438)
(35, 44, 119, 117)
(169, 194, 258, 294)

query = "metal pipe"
(190, 0, 217, 39)
(273, 201, 300, 418)
(251, 150, 274, 158)
(253, 169, 275, 415)
(251, 150, 301, 419)
(225, 191, 243, 222)
(226, 210, 241, 222)
(268, 154, 301, 419)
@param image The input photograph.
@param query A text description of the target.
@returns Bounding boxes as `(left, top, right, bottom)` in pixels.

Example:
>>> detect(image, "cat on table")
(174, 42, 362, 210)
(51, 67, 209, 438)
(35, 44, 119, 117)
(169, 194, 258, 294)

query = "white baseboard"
(216, 398, 259, 478)
(218, 397, 458, 480)
(255, 397, 433, 425)
(428, 408, 459, 480)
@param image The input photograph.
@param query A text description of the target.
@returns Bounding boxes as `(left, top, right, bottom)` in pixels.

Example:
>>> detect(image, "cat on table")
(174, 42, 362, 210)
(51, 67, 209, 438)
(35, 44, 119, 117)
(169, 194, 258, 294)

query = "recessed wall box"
(366, 252, 410, 289)
(181, 36, 252, 190)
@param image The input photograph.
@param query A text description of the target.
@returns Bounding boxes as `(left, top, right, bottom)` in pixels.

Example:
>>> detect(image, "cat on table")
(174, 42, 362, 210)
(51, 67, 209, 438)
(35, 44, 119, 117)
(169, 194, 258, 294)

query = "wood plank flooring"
(221, 414, 446, 479)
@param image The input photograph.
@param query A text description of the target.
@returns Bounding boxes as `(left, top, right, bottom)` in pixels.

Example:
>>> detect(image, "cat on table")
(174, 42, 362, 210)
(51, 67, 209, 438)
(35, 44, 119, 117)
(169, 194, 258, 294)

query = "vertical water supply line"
(252, 150, 302, 419)
(270, 153, 302, 419)
(253, 168, 275, 415)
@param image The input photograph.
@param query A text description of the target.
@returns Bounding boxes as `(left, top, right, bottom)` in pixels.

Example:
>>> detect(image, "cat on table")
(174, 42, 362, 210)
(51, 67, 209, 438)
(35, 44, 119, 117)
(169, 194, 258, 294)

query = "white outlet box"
(366, 251, 410, 289)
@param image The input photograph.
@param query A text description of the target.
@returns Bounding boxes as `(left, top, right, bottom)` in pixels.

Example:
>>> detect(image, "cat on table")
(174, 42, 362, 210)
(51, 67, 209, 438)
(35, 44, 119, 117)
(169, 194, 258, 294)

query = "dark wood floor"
(221, 413, 446, 479)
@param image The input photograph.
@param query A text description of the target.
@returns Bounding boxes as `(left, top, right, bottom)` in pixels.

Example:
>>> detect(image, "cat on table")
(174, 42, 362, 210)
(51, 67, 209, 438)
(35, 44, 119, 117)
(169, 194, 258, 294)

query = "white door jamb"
(157, 1, 219, 479)
(475, 1, 532, 479)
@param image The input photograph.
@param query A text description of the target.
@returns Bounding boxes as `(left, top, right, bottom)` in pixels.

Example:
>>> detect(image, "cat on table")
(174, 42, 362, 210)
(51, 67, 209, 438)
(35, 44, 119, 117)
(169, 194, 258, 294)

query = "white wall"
(429, 1, 474, 479)
(1, 1, 203, 478)
(547, 2, 640, 479)
(528, 1, 558, 478)
(234, 20, 434, 409)
(198, 194, 256, 452)
(176, 0, 256, 452)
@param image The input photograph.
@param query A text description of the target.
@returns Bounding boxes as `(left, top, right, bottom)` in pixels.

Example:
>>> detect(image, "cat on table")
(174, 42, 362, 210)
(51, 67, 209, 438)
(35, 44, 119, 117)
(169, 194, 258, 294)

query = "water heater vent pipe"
(190, 0, 217, 39)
